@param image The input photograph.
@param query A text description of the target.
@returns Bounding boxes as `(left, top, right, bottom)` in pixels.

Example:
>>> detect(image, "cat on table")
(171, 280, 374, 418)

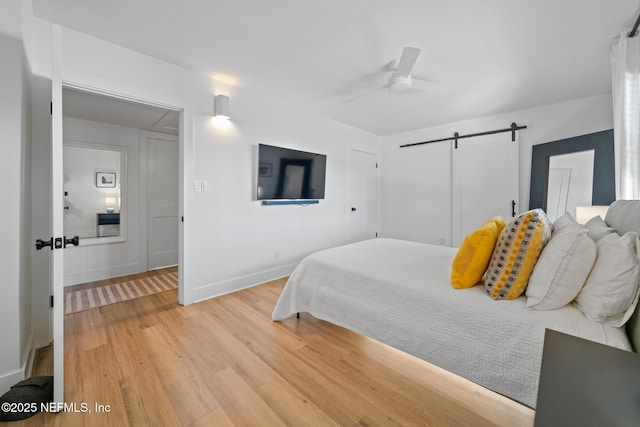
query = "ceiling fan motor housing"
(388, 75, 412, 92)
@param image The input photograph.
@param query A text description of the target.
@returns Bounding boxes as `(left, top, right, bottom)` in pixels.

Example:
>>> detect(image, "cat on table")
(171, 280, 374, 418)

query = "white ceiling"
(33, 0, 640, 136)
(62, 88, 179, 135)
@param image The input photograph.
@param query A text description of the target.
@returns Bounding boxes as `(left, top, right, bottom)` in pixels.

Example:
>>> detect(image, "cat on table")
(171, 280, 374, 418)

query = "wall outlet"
(194, 180, 208, 192)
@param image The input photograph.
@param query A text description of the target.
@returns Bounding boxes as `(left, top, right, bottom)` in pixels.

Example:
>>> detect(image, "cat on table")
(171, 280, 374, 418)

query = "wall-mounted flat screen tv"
(257, 144, 326, 200)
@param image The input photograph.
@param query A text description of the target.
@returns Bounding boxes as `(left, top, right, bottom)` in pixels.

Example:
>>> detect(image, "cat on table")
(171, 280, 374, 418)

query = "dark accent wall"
(529, 129, 615, 211)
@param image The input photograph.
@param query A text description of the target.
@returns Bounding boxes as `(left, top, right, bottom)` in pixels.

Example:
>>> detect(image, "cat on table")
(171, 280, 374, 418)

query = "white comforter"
(272, 238, 632, 408)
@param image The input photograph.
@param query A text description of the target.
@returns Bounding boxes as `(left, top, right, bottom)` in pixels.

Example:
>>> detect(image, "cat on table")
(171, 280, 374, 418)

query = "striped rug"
(64, 270, 178, 315)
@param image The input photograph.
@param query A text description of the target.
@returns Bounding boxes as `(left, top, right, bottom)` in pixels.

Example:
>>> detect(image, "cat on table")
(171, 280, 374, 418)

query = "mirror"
(529, 129, 615, 216)
(546, 150, 595, 221)
(63, 141, 127, 244)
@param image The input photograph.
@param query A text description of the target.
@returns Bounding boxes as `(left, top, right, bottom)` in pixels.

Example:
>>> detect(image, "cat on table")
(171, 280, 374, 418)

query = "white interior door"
(146, 133, 179, 270)
(349, 149, 378, 242)
(452, 132, 519, 246)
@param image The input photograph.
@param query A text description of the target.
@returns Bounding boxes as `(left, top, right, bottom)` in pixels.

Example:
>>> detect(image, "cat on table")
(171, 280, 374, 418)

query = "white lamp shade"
(105, 197, 117, 213)
(215, 94, 230, 119)
(575, 205, 609, 224)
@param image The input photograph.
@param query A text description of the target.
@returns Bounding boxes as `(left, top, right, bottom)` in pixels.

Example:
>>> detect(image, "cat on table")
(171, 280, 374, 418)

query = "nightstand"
(96, 212, 120, 237)
(534, 329, 640, 426)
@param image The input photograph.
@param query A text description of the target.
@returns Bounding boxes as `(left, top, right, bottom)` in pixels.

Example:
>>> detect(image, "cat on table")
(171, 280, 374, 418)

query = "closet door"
(349, 149, 378, 242)
(452, 132, 519, 246)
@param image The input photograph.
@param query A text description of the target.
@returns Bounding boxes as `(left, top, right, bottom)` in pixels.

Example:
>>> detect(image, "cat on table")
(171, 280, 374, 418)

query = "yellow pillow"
(486, 215, 506, 234)
(451, 219, 502, 289)
(484, 209, 552, 300)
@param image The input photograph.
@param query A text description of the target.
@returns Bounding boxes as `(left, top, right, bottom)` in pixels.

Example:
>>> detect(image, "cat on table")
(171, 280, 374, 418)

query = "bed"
(272, 200, 640, 408)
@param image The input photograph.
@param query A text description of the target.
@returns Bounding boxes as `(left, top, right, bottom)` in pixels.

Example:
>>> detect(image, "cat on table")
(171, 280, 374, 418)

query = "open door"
(31, 74, 65, 402)
(50, 26, 65, 404)
(42, 26, 80, 404)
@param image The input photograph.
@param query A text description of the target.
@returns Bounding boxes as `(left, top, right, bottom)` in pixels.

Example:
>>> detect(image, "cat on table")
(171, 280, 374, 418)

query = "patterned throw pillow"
(451, 217, 504, 289)
(484, 209, 552, 300)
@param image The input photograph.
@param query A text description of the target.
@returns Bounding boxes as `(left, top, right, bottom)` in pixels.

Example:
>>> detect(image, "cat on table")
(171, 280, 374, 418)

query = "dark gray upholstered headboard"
(604, 200, 640, 352)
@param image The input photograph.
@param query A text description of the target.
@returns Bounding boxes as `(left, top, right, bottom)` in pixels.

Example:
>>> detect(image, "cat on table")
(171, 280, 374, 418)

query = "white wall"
(19, 36, 33, 381)
(30, 75, 52, 350)
(0, 33, 33, 395)
(381, 94, 613, 245)
(62, 117, 143, 285)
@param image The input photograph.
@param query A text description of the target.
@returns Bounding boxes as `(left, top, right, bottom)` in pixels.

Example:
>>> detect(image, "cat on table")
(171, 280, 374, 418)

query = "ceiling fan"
(343, 47, 437, 103)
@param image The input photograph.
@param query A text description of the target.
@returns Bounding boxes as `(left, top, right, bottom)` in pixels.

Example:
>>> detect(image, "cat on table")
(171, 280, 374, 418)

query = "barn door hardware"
(400, 122, 527, 149)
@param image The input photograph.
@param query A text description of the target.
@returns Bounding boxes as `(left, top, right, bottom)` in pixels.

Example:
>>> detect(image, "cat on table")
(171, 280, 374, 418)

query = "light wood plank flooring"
(18, 277, 534, 426)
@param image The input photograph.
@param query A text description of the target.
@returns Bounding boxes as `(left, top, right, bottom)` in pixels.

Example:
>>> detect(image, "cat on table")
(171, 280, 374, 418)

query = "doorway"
(62, 87, 181, 284)
(59, 87, 183, 325)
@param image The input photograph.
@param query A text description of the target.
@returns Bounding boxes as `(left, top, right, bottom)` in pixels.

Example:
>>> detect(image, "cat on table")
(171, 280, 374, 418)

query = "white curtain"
(612, 32, 640, 200)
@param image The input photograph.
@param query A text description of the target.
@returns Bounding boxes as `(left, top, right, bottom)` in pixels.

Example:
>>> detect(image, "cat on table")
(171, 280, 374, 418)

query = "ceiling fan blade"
(411, 73, 438, 84)
(411, 78, 450, 93)
(394, 47, 421, 78)
(342, 85, 386, 104)
(395, 87, 426, 96)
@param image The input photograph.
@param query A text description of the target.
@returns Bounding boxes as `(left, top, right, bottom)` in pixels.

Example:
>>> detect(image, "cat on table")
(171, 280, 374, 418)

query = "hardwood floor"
(18, 278, 534, 426)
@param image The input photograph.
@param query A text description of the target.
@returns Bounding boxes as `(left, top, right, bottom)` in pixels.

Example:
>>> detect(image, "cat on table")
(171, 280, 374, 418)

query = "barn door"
(452, 132, 519, 246)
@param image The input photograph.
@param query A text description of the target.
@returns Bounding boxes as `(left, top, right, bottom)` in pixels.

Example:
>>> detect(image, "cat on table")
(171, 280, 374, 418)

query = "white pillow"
(574, 232, 640, 326)
(584, 215, 616, 242)
(526, 227, 596, 310)
(552, 211, 581, 234)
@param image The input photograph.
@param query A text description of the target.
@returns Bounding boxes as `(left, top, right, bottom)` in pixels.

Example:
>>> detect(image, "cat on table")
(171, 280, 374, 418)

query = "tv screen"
(257, 144, 326, 200)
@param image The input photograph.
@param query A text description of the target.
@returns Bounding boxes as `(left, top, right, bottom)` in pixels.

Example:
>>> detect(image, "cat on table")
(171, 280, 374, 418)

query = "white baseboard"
(0, 368, 24, 397)
(192, 263, 296, 303)
(64, 262, 144, 286)
(0, 331, 34, 395)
